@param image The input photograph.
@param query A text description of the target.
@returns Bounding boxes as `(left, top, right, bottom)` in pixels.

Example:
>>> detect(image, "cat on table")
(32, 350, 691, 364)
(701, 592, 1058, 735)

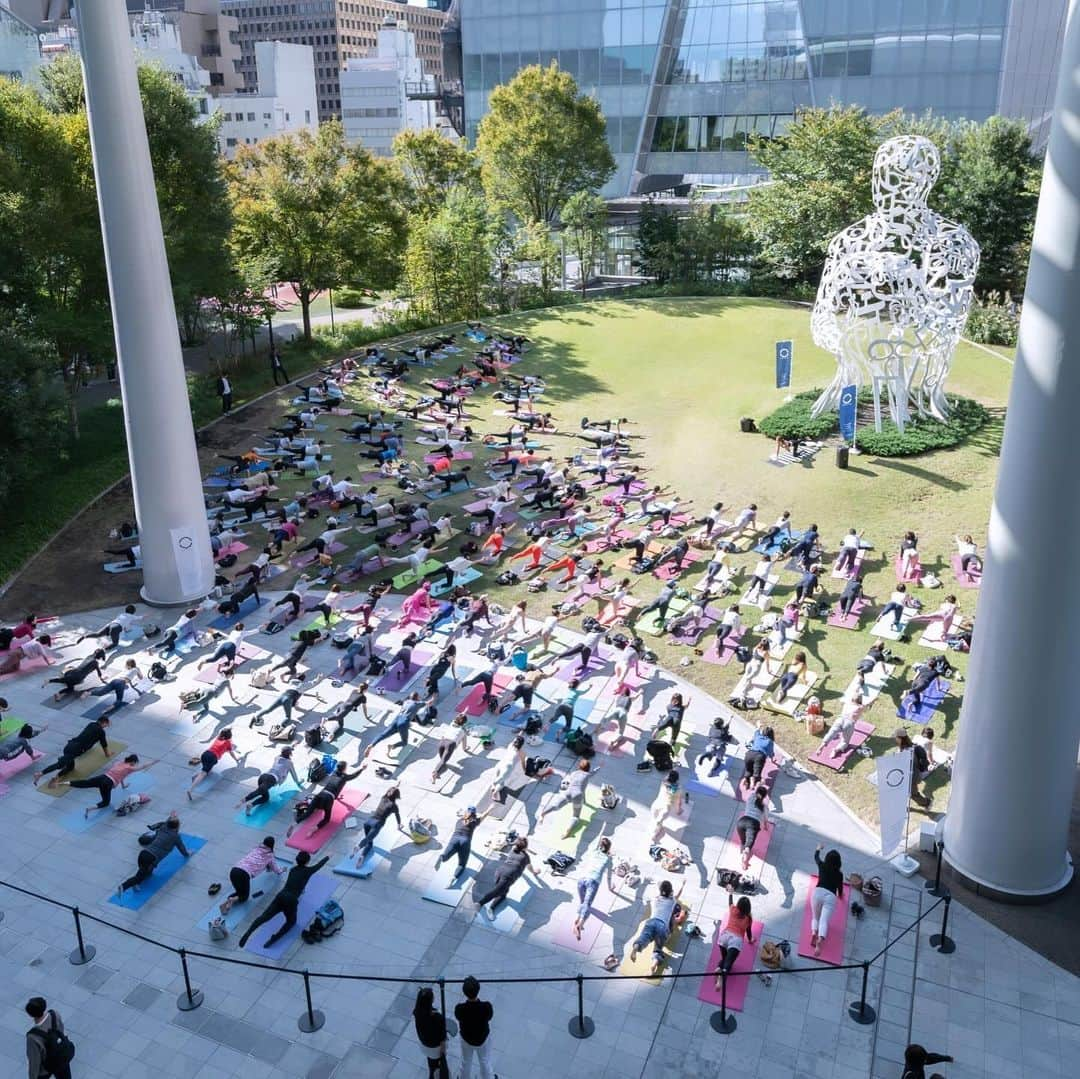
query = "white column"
(943, 1, 1080, 899)
(75, 0, 214, 605)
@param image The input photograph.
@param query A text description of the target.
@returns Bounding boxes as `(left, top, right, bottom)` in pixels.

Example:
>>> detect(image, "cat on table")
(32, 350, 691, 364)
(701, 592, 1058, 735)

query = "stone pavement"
(0, 599, 1075, 1079)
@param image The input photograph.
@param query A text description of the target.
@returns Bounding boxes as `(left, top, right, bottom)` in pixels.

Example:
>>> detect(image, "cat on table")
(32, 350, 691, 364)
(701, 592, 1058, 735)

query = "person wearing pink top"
(219, 837, 285, 915)
(61, 753, 157, 818)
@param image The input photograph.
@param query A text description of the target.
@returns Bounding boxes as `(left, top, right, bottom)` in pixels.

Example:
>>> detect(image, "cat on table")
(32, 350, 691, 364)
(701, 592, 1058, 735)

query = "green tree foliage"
(405, 187, 504, 323)
(228, 121, 408, 340)
(748, 106, 1042, 294)
(477, 62, 615, 224)
(393, 128, 480, 217)
(634, 200, 753, 284)
(561, 191, 607, 296)
(512, 220, 562, 307)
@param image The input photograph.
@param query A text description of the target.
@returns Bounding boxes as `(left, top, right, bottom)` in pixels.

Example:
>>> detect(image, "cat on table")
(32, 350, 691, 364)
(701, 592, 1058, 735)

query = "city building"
(7, 0, 243, 94)
(340, 16, 437, 153)
(223, 0, 448, 123)
(215, 39, 317, 157)
(460, 0, 1071, 197)
(0, 1, 41, 84)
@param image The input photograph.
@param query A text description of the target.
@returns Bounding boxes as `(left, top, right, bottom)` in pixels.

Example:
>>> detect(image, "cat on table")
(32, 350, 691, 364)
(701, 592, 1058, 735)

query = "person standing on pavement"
(217, 373, 233, 414)
(454, 975, 496, 1079)
(271, 348, 289, 386)
(25, 997, 74, 1079)
(413, 986, 450, 1079)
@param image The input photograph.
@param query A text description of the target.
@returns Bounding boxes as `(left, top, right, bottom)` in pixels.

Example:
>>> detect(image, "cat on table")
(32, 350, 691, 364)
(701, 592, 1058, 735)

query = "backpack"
(496, 570, 520, 586)
(408, 817, 435, 843)
(645, 739, 673, 771)
(114, 793, 151, 817)
(526, 578, 546, 593)
(32, 1012, 75, 1070)
(522, 715, 543, 736)
(581, 615, 602, 634)
(485, 642, 506, 662)
(307, 759, 328, 784)
(148, 661, 167, 681)
(208, 916, 229, 941)
(600, 784, 619, 810)
(715, 868, 756, 894)
(545, 851, 575, 874)
(301, 899, 344, 943)
(218, 553, 238, 568)
(564, 729, 594, 758)
(304, 726, 325, 749)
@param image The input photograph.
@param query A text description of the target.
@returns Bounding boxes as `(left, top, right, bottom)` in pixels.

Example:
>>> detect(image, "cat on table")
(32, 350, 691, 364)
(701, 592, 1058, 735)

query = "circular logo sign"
(885, 767, 906, 788)
(177, 535, 193, 550)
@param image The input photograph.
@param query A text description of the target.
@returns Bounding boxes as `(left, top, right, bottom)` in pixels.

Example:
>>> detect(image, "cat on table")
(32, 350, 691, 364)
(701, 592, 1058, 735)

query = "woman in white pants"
(811, 844, 845, 958)
(819, 693, 867, 757)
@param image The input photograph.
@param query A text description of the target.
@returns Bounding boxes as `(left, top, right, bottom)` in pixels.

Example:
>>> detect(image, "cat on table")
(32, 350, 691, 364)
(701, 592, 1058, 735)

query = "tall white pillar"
(943, 1, 1080, 899)
(75, 0, 214, 605)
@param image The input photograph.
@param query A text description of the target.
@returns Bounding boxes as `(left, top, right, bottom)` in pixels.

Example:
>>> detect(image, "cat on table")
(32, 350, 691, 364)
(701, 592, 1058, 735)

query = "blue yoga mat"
(242, 873, 336, 959)
(210, 595, 265, 630)
(109, 835, 207, 910)
(431, 567, 483, 597)
(60, 772, 154, 835)
(233, 777, 301, 828)
(332, 849, 388, 880)
(753, 529, 803, 556)
(898, 679, 951, 723)
(194, 863, 292, 934)
(81, 698, 128, 721)
(542, 698, 595, 744)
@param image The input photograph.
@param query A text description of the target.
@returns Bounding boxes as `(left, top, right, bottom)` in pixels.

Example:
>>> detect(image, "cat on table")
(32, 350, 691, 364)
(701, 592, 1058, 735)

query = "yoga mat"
(753, 530, 802, 557)
(697, 921, 765, 1010)
(285, 789, 368, 853)
(808, 720, 875, 770)
(734, 758, 779, 800)
(537, 795, 598, 849)
(109, 835, 207, 910)
(194, 865, 290, 934)
(473, 872, 534, 934)
(80, 698, 130, 721)
(895, 555, 922, 584)
(0, 749, 43, 781)
(541, 698, 596, 744)
(950, 554, 981, 588)
(233, 777, 301, 828)
(210, 595, 265, 629)
(372, 647, 435, 693)
(423, 864, 479, 907)
(291, 541, 346, 569)
(392, 559, 444, 590)
(104, 561, 141, 574)
(457, 671, 514, 716)
(243, 873, 337, 959)
(797, 878, 850, 965)
(549, 879, 619, 954)
(701, 628, 745, 666)
(898, 679, 951, 722)
(827, 598, 868, 630)
(60, 772, 154, 834)
(869, 611, 911, 640)
(36, 741, 128, 796)
(367, 731, 421, 768)
(830, 548, 865, 580)
(333, 849, 389, 880)
(917, 622, 949, 648)
(425, 451, 473, 463)
(762, 673, 818, 717)
(431, 567, 482, 597)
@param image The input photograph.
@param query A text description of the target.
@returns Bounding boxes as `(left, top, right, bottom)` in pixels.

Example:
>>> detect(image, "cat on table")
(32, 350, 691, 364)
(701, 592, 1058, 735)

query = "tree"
(633, 199, 753, 284)
(393, 128, 480, 217)
(477, 62, 615, 224)
(513, 220, 561, 307)
(633, 202, 681, 283)
(561, 191, 607, 297)
(405, 187, 503, 323)
(747, 106, 890, 284)
(40, 54, 232, 345)
(228, 121, 408, 341)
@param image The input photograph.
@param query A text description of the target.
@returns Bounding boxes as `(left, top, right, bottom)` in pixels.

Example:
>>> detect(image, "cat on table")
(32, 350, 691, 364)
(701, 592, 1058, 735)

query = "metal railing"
(0, 874, 956, 1039)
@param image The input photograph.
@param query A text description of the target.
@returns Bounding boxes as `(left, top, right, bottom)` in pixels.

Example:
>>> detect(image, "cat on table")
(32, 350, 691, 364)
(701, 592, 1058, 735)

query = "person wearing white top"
(954, 534, 981, 575)
(77, 605, 142, 650)
(835, 528, 863, 575)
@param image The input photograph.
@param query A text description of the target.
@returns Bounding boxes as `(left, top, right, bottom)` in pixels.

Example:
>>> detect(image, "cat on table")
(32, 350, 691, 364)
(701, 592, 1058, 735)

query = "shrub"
(965, 291, 1019, 347)
(333, 286, 372, 308)
(757, 389, 838, 441)
(854, 396, 990, 456)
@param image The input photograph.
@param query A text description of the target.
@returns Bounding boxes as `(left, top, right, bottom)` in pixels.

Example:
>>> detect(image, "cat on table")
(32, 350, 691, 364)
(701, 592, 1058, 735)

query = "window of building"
(210, 72, 225, 85)
(226, 137, 237, 147)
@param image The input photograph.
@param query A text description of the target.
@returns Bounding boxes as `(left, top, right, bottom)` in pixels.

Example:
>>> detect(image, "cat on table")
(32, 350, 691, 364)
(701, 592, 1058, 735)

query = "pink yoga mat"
(895, 555, 922, 584)
(807, 720, 874, 770)
(373, 648, 435, 693)
(457, 672, 514, 716)
(827, 598, 868, 630)
(697, 920, 765, 1010)
(950, 554, 981, 588)
(0, 655, 51, 683)
(701, 629, 745, 666)
(291, 541, 345, 568)
(735, 759, 779, 801)
(549, 881, 619, 954)
(797, 878, 850, 965)
(425, 451, 473, 463)
(830, 549, 864, 580)
(0, 750, 42, 780)
(285, 789, 368, 853)
(729, 818, 774, 867)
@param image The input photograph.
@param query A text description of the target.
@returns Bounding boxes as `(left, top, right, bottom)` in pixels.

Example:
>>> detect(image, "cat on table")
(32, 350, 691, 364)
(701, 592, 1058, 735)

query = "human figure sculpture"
(810, 136, 980, 432)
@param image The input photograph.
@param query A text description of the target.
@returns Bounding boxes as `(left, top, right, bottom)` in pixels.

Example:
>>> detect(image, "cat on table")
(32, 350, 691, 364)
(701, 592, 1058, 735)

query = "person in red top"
(713, 886, 755, 989)
(187, 728, 241, 799)
(63, 752, 158, 817)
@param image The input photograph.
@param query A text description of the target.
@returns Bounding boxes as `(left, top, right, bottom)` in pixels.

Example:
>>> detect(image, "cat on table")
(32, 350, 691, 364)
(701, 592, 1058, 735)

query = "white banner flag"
(877, 749, 912, 856)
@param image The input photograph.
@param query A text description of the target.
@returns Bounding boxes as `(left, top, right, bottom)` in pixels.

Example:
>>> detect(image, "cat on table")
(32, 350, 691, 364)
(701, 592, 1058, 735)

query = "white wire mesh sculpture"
(810, 135, 980, 433)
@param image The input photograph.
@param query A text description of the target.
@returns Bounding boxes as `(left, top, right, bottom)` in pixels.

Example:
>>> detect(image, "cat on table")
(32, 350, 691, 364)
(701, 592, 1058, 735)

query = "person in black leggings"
(476, 837, 533, 915)
(45, 650, 107, 700)
(654, 693, 688, 743)
(236, 852, 329, 948)
(293, 759, 362, 830)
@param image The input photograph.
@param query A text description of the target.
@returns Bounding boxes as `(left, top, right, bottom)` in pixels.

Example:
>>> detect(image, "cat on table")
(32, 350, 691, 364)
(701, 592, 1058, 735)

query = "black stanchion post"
(930, 893, 956, 954)
(67, 906, 96, 966)
(709, 968, 737, 1034)
(848, 961, 877, 1025)
(440, 976, 458, 1037)
(567, 973, 595, 1039)
(176, 948, 204, 1011)
(925, 841, 945, 897)
(297, 970, 326, 1033)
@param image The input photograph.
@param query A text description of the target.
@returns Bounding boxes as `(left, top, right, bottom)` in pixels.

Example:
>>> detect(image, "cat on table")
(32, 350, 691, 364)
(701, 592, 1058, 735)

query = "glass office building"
(461, 0, 1069, 196)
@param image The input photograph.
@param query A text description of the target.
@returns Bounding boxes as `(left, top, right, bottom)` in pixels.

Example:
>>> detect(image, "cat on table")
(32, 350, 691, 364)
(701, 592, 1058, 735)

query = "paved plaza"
(0, 600, 1075, 1079)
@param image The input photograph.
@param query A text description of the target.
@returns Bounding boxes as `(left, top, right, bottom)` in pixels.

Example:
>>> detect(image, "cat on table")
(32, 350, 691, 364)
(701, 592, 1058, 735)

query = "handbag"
(759, 942, 783, 969)
(208, 917, 228, 941)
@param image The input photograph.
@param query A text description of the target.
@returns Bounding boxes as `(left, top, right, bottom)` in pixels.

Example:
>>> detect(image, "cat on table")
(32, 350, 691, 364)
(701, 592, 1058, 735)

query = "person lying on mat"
(879, 584, 917, 633)
(834, 527, 864, 575)
(117, 812, 189, 895)
(856, 639, 889, 677)
(811, 845, 844, 957)
(572, 834, 614, 940)
(837, 575, 863, 620)
(236, 851, 329, 949)
(630, 879, 686, 971)
(819, 692, 868, 758)
(475, 836, 535, 919)
(714, 885, 755, 987)
(905, 663, 945, 716)
(759, 510, 792, 549)
(34, 716, 110, 788)
(773, 651, 809, 704)
(735, 785, 770, 871)
(236, 747, 301, 813)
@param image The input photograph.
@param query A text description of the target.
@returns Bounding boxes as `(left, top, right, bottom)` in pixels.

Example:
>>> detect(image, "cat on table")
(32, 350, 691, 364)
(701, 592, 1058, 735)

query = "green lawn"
(475, 297, 1010, 825)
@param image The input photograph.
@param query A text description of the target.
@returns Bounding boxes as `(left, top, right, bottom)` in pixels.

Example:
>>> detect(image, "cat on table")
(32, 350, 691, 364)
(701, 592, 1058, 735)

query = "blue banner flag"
(775, 340, 792, 389)
(839, 384, 858, 442)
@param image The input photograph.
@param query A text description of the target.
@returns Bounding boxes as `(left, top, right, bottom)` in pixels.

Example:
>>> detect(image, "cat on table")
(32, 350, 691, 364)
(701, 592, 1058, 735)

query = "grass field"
(478, 297, 1011, 826)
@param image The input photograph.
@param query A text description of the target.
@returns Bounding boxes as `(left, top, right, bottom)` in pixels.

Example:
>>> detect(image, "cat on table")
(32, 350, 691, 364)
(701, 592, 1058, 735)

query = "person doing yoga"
(810, 845, 844, 957)
(236, 852, 329, 949)
(34, 717, 110, 788)
(713, 886, 755, 988)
